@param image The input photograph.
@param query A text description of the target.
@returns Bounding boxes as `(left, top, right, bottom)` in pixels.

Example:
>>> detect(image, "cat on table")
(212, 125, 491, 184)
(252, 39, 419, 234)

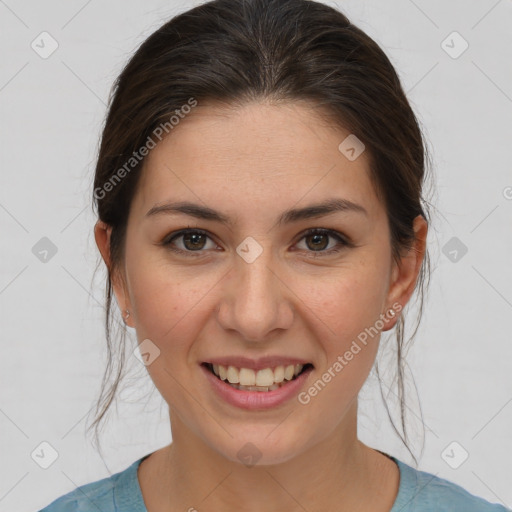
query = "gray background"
(1, 0, 511, 511)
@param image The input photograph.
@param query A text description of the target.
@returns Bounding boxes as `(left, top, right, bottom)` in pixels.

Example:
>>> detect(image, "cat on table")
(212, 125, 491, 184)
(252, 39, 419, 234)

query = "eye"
(162, 228, 218, 256)
(161, 227, 352, 257)
(294, 228, 351, 256)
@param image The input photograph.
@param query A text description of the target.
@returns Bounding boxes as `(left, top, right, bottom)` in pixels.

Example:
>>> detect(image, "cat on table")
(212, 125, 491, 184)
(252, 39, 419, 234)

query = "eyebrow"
(145, 198, 368, 225)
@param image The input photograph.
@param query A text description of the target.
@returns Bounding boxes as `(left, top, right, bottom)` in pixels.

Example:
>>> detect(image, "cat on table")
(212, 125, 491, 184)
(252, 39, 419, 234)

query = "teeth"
(226, 366, 239, 384)
(284, 364, 295, 381)
(256, 368, 275, 387)
(239, 368, 256, 386)
(211, 363, 305, 388)
(274, 365, 285, 383)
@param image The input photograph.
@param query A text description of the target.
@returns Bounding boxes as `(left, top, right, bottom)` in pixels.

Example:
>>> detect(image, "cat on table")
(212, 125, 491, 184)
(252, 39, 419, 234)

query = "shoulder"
(393, 457, 510, 512)
(37, 474, 117, 512)
(37, 458, 145, 512)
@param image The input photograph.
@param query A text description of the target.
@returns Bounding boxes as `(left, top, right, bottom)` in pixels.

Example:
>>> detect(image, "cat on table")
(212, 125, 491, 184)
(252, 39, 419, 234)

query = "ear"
(382, 215, 428, 332)
(94, 220, 134, 328)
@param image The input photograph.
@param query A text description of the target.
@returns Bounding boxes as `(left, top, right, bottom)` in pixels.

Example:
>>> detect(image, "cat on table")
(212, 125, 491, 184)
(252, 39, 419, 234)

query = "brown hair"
(89, 0, 434, 466)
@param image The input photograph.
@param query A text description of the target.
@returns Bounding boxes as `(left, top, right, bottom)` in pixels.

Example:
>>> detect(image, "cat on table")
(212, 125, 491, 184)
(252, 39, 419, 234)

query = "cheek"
(125, 242, 220, 343)
(124, 261, 211, 409)
(293, 257, 388, 409)
(298, 275, 383, 420)
(297, 259, 389, 343)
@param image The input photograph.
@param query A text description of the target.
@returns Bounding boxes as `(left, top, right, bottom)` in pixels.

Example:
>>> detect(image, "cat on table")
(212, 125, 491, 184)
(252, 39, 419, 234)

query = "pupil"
(308, 233, 327, 251)
(184, 233, 204, 250)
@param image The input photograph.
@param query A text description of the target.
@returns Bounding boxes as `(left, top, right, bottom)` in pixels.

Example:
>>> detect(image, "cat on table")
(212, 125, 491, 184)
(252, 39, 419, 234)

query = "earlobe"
(382, 215, 428, 332)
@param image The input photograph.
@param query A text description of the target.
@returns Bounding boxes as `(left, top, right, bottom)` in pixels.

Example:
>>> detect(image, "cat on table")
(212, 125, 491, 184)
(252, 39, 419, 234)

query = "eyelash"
(161, 227, 352, 258)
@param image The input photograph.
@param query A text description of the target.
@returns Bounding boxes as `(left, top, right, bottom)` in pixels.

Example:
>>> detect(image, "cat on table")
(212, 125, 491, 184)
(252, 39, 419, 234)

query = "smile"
(199, 358, 314, 410)
(204, 362, 313, 392)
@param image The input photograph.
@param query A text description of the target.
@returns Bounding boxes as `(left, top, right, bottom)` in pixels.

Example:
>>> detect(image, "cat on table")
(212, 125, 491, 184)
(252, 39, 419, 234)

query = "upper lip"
(203, 356, 313, 371)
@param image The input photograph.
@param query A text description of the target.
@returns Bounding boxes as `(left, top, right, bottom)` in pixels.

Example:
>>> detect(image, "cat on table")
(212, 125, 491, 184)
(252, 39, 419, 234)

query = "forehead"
(132, 100, 383, 223)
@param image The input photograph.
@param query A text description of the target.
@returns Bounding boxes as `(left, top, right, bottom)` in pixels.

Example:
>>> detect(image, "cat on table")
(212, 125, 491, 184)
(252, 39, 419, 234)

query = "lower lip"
(200, 364, 313, 410)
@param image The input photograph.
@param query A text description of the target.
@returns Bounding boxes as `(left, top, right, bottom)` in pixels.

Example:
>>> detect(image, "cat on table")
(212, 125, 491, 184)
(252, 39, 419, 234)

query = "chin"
(209, 430, 312, 467)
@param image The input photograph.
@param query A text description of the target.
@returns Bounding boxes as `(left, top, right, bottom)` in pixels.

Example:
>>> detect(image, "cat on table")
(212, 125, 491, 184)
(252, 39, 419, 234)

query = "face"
(96, 100, 425, 466)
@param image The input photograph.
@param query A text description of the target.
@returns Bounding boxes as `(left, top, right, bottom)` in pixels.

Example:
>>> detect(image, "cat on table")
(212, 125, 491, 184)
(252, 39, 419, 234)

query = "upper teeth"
(212, 364, 304, 387)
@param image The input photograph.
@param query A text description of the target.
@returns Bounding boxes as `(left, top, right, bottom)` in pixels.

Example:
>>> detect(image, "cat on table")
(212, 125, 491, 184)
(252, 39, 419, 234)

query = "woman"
(38, 0, 509, 510)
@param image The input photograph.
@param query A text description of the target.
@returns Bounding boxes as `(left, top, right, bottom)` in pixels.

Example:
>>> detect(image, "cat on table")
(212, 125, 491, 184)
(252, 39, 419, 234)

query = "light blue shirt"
(38, 452, 510, 511)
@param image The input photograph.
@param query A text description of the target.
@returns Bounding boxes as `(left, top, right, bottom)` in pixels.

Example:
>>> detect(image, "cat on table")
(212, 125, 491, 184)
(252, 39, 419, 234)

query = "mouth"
(201, 362, 314, 392)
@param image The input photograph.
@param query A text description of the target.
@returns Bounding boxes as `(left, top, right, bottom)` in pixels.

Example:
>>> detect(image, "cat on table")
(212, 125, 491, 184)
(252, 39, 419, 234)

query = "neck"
(138, 401, 398, 512)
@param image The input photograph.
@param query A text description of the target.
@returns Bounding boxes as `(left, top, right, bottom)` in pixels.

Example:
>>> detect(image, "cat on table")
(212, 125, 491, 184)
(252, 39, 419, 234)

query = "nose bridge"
(238, 246, 277, 303)
(218, 240, 293, 341)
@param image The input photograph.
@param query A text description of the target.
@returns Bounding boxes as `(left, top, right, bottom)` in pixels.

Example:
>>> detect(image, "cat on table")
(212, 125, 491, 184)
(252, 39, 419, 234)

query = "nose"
(216, 247, 294, 342)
